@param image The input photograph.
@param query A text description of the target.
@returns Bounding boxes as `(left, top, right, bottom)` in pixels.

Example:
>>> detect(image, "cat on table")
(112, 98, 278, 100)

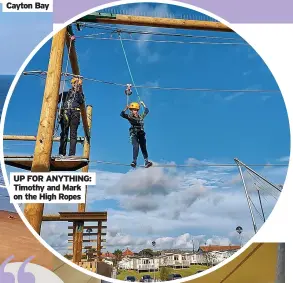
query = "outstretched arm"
(120, 105, 129, 119)
(140, 101, 149, 119)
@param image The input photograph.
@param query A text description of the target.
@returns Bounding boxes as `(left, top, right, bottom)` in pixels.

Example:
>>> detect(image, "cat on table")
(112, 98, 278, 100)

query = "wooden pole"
(75, 106, 92, 261)
(78, 13, 232, 32)
(72, 221, 77, 259)
(97, 220, 102, 262)
(23, 28, 67, 234)
(65, 34, 90, 141)
(73, 221, 84, 263)
(78, 105, 92, 212)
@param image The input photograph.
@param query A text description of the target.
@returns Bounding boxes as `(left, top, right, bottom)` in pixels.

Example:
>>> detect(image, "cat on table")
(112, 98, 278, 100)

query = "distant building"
(117, 245, 241, 271)
(198, 245, 241, 253)
(102, 252, 115, 260)
(123, 248, 134, 257)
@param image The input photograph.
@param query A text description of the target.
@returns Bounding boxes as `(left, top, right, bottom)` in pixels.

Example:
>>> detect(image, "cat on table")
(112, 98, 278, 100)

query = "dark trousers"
(131, 131, 148, 161)
(59, 110, 80, 156)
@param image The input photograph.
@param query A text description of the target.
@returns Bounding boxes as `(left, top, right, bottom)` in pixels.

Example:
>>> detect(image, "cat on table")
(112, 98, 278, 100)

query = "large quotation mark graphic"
(0, 255, 36, 283)
(0, 255, 15, 283)
(17, 256, 35, 283)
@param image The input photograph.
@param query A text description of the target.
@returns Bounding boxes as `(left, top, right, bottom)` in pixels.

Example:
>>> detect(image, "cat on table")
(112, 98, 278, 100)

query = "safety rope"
(78, 159, 288, 168)
(24, 70, 281, 94)
(118, 33, 143, 105)
(53, 34, 74, 137)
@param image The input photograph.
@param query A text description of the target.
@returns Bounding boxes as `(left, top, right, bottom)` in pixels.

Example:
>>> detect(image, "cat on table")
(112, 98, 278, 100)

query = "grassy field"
(117, 265, 209, 280)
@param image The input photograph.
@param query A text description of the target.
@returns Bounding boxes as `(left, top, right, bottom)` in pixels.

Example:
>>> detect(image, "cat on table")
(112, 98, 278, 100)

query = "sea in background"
(0, 75, 15, 211)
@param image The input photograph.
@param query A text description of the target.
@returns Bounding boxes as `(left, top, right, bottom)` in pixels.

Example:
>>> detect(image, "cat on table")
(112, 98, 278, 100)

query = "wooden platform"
(4, 155, 89, 171)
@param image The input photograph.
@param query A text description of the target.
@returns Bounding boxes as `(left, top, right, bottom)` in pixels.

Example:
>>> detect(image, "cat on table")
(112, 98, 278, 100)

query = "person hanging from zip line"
(58, 77, 84, 157)
(120, 101, 153, 168)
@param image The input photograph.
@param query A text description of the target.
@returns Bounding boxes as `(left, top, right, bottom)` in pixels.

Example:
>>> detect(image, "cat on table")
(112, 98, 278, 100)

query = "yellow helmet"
(129, 102, 140, 110)
(71, 77, 83, 85)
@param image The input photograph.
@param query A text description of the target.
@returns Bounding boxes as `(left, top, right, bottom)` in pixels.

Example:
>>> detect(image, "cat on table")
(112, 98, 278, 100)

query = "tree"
(160, 267, 171, 281)
(138, 249, 154, 257)
(113, 249, 123, 266)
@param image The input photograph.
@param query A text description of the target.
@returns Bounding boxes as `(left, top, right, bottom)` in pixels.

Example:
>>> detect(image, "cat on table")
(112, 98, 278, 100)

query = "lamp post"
(236, 226, 243, 247)
(152, 241, 156, 282)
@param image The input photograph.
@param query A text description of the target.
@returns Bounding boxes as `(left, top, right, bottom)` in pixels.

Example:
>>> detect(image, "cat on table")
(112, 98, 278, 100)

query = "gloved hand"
(140, 101, 146, 108)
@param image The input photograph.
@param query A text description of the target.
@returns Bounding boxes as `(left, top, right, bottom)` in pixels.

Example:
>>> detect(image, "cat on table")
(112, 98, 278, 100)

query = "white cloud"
(224, 84, 262, 101)
(130, 4, 171, 64)
(261, 95, 271, 101)
(33, 156, 285, 254)
(224, 92, 245, 101)
(277, 156, 290, 162)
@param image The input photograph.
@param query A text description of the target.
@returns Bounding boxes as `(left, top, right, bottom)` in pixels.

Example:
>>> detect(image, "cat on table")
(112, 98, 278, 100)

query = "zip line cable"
(23, 71, 281, 94)
(246, 167, 282, 194)
(246, 169, 280, 197)
(76, 36, 249, 46)
(248, 195, 264, 221)
(76, 159, 288, 167)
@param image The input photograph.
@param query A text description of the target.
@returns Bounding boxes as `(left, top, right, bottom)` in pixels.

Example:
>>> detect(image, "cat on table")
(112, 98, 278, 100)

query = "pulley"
(125, 84, 132, 96)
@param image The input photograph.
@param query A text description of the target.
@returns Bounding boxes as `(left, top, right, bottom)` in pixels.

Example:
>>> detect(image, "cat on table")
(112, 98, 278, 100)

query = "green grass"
(117, 265, 209, 280)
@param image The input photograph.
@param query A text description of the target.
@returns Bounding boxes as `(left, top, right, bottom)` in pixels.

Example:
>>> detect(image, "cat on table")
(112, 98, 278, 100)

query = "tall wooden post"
(73, 220, 84, 263)
(78, 105, 92, 213)
(97, 221, 102, 262)
(72, 221, 77, 258)
(23, 28, 67, 234)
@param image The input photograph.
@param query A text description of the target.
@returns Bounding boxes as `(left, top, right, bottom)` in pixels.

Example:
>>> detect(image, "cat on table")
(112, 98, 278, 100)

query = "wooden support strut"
(78, 13, 233, 32)
(23, 28, 67, 234)
(74, 105, 92, 262)
(97, 220, 102, 262)
(78, 105, 92, 212)
(73, 220, 84, 263)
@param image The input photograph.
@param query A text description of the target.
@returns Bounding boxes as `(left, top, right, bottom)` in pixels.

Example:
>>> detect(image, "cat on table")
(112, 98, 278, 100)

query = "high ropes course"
(3, 11, 287, 268)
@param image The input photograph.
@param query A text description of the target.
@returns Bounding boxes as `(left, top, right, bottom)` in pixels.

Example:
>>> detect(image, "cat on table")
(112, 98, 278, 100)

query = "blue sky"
(1, 3, 290, 253)
(0, 4, 52, 74)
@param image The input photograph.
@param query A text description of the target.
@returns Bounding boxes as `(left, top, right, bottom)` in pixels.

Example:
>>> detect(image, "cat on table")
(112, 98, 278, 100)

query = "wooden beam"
(68, 246, 104, 250)
(67, 253, 98, 256)
(42, 212, 107, 221)
(68, 225, 107, 229)
(60, 212, 107, 221)
(78, 13, 232, 32)
(3, 135, 84, 143)
(65, 33, 90, 141)
(78, 105, 92, 212)
(68, 239, 106, 243)
(23, 28, 67, 234)
(68, 232, 107, 236)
